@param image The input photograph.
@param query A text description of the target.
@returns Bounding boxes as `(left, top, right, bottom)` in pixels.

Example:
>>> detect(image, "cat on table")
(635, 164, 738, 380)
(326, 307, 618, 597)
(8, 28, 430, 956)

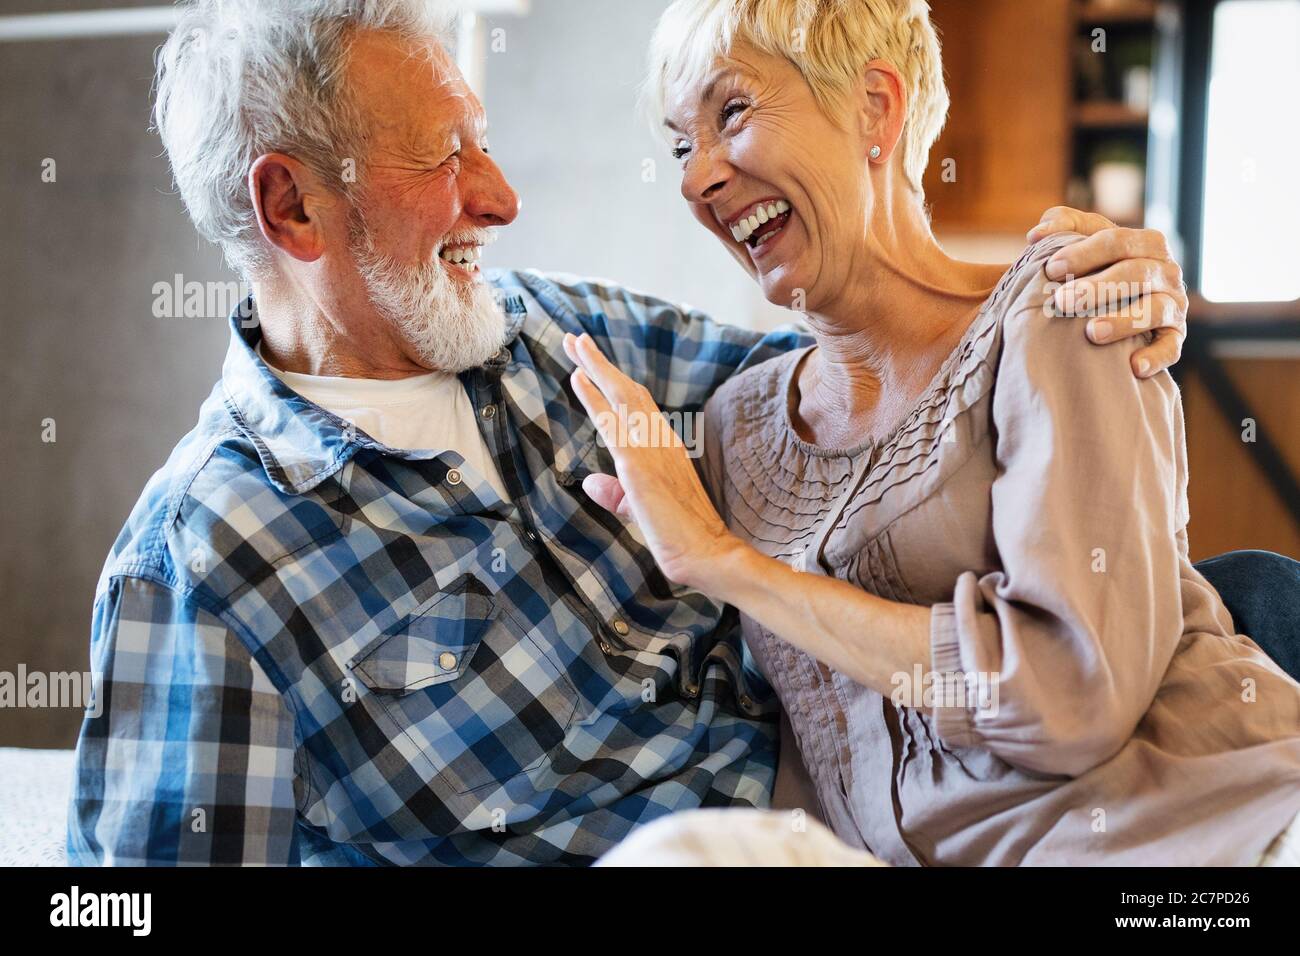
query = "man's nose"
(680, 145, 731, 206)
(464, 153, 520, 227)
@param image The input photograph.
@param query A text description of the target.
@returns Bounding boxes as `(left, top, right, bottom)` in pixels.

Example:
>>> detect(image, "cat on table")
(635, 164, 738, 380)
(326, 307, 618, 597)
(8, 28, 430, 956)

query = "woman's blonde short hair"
(645, 0, 949, 194)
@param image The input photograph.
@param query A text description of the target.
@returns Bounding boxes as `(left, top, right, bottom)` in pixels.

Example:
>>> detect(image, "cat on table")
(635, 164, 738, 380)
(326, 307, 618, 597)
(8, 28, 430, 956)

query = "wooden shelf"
(922, 0, 1074, 237)
(1076, 1, 1157, 25)
(1074, 100, 1149, 128)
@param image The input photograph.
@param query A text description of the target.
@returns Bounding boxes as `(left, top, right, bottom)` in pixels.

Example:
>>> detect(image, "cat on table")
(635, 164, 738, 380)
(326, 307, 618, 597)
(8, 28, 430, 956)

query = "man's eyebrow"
(468, 107, 488, 140)
(398, 107, 487, 156)
(394, 130, 453, 157)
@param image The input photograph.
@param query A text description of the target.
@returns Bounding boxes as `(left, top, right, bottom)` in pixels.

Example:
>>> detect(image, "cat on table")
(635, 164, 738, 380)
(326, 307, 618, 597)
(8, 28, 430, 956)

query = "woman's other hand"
(563, 331, 743, 589)
(1027, 206, 1189, 379)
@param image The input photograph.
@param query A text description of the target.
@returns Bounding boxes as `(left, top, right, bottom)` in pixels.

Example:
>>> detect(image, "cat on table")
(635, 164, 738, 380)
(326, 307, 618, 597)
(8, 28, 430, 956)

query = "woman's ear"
(248, 153, 330, 264)
(857, 58, 907, 164)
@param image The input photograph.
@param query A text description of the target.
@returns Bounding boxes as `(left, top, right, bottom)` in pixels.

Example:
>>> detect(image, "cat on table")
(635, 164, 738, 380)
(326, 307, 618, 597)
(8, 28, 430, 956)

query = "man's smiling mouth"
(726, 198, 792, 249)
(438, 242, 482, 273)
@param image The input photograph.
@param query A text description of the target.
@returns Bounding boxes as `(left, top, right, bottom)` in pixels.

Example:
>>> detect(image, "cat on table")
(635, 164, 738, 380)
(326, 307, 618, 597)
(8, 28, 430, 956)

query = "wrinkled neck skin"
(252, 269, 429, 380)
(795, 187, 1006, 450)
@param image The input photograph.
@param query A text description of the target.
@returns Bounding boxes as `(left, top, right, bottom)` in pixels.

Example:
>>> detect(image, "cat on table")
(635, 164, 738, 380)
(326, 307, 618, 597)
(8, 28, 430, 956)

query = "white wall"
(479, 0, 794, 330)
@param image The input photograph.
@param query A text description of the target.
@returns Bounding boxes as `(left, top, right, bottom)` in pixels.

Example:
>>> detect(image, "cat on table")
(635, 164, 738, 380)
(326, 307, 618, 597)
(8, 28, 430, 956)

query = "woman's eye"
(721, 99, 747, 123)
(671, 144, 691, 161)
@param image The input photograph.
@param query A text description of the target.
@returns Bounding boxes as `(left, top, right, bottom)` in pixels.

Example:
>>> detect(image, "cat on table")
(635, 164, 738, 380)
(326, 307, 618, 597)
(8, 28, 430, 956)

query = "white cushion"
(0, 748, 73, 866)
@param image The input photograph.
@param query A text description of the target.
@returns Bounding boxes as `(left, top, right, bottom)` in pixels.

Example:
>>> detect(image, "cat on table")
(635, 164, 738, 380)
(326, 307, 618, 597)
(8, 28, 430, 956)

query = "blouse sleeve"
(929, 249, 1188, 778)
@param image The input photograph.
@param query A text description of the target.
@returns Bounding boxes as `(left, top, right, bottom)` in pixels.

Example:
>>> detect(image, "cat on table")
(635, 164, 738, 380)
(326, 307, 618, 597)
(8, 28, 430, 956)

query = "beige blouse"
(701, 235, 1300, 866)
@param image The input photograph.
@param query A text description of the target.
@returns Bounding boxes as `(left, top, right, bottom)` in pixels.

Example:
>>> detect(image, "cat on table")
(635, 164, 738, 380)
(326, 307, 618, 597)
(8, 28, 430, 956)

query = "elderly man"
(68, 0, 1296, 866)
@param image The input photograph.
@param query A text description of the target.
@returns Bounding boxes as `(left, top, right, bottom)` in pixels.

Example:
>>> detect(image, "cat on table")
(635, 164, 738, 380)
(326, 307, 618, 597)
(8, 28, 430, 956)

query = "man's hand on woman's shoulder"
(1026, 206, 1189, 379)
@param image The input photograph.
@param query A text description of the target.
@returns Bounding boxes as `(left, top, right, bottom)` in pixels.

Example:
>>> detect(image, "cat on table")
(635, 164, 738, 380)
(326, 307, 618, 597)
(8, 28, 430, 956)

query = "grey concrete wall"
(0, 0, 783, 748)
(0, 29, 232, 748)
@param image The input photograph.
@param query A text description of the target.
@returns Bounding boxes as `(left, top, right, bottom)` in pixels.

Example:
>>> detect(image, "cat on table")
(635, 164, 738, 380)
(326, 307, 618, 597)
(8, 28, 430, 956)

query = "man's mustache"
(437, 227, 499, 254)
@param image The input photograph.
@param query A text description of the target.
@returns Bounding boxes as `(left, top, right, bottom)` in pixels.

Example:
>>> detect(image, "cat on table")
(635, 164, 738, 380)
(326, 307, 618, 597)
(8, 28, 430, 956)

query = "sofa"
(0, 748, 73, 866)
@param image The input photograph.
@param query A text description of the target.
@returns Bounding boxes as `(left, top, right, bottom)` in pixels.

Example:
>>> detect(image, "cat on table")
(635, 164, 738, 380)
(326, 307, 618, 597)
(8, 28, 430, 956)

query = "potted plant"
(1090, 140, 1146, 224)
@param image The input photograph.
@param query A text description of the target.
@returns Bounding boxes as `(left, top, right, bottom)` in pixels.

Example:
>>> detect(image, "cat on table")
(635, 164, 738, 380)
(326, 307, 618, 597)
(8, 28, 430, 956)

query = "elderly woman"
(571, 0, 1300, 866)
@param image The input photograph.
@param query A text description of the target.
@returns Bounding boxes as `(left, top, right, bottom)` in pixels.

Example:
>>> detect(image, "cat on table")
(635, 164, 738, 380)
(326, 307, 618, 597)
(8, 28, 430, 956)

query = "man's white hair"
(153, 0, 456, 278)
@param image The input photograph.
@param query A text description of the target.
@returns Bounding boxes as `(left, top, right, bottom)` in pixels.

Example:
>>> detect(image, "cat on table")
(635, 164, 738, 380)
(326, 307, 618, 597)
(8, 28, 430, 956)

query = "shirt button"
(481, 404, 497, 420)
(683, 682, 699, 698)
(598, 639, 613, 655)
(739, 694, 754, 710)
(446, 468, 463, 486)
(612, 618, 630, 637)
(438, 651, 458, 671)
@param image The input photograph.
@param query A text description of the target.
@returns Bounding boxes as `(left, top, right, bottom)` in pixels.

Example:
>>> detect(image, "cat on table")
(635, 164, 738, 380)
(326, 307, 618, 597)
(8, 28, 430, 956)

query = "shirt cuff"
(929, 602, 980, 749)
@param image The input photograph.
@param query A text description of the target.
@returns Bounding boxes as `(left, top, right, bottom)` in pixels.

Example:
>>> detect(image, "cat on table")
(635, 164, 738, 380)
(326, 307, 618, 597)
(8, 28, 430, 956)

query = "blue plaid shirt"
(68, 270, 806, 865)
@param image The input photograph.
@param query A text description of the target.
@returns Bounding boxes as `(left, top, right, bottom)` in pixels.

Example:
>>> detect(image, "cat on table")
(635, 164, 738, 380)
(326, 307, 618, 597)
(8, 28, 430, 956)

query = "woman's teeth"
(751, 222, 785, 248)
(730, 199, 791, 244)
(439, 245, 481, 267)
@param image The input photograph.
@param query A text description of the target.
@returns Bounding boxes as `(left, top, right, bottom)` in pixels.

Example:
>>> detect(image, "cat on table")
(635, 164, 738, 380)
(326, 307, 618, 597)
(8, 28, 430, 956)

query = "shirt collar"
(219, 294, 527, 496)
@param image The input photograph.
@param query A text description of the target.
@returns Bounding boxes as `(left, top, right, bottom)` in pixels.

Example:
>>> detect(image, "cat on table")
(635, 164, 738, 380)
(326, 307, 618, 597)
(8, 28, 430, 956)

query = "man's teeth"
(730, 199, 791, 243)
(439, 245, 481, 266)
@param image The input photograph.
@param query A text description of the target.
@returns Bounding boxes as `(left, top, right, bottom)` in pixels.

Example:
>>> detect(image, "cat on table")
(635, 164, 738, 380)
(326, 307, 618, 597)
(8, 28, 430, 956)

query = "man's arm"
(509, 206, 1188, 410)
(514, 269, 809, 412)
(69, 576, 300, 865)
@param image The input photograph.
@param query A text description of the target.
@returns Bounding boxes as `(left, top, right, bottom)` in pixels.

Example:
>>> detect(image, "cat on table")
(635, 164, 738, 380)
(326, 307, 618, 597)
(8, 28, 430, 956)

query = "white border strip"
(0, 1, 530, 42)
(0, 7, 181, 41)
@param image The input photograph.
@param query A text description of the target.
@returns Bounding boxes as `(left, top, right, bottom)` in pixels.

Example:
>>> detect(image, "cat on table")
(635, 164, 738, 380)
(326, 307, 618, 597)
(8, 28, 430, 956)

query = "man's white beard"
(351, 227, 506, 374)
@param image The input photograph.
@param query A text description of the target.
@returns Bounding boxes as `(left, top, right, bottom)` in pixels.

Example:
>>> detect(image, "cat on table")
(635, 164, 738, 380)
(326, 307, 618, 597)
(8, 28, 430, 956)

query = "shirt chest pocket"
(553, 415, 615, 487)
(350, 576, 579, 795)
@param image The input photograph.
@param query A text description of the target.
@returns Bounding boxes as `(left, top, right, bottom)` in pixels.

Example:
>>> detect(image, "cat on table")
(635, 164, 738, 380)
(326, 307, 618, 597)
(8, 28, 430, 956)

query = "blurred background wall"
(921, 0, 1300, 564)
(1, 0, 1297, 748)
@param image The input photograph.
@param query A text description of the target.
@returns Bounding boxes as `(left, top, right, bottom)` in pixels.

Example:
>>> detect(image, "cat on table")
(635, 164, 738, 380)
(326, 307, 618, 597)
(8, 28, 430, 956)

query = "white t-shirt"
(259, 346, 509, 501)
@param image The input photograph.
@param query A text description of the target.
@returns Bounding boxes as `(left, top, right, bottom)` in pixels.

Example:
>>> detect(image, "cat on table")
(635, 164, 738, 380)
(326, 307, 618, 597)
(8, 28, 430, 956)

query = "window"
(1199, 0, 1300, 302)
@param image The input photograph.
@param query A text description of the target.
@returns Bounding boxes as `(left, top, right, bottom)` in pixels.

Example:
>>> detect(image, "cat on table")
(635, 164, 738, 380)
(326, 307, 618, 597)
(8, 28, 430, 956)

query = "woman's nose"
(680, 148, 731, 205)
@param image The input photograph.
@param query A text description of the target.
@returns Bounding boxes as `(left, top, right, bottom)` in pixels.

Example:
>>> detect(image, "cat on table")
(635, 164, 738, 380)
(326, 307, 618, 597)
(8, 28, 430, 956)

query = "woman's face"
(664, 43, 874, 312)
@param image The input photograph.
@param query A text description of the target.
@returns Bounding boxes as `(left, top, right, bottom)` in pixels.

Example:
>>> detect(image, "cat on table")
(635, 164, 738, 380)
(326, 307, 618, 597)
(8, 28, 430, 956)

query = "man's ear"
(248, 153, 330, 263)
(857, 58, 908, 164)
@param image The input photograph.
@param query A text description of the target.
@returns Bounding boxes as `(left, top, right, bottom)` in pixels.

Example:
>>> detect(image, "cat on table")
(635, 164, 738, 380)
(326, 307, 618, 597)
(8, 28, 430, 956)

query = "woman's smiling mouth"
(726, 198, 793, 253)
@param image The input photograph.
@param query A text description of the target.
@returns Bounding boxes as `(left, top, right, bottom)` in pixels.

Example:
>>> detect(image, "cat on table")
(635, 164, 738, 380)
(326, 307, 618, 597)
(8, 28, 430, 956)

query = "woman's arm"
(565, 286, 1188, 778)
(926, 289, 1186, 777)
(695, 540, 932, 700)
(563, 331, 934, 699)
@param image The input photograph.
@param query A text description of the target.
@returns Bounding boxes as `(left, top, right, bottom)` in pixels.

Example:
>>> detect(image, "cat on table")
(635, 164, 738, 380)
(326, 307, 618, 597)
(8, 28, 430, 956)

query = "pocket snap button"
(438, 651, 458, 671)
(446, 468, 463, 486)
